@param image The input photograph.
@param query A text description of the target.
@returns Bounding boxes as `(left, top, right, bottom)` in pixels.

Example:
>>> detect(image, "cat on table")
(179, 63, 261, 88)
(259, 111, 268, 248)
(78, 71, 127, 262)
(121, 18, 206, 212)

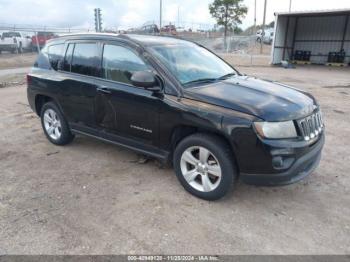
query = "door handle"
(97, 87, 112, 94)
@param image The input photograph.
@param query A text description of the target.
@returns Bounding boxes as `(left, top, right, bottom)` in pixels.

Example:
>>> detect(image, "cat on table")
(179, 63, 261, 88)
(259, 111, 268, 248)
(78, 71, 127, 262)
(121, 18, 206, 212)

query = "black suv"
(27, 34, 325, 200)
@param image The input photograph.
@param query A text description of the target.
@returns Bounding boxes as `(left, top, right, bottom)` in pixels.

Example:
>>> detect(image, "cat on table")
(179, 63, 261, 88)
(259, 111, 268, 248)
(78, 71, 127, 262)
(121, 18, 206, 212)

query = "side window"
(48, 44, 64, 71)
(63, 43, 74, 72)
(71, 43, 99, 76)
(102, 44, 149, 85)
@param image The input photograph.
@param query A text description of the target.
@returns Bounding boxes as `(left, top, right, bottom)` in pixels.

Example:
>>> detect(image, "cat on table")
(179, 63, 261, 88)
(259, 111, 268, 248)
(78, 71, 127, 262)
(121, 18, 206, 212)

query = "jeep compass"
(27, 34, 325, 200)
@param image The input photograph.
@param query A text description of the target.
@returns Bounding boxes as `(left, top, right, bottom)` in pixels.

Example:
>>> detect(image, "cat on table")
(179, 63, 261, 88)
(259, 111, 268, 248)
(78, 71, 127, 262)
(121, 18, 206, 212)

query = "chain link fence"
(0, 23, 92, 54)
(175, 31, 271, 66)
(0, 23, 272, 66)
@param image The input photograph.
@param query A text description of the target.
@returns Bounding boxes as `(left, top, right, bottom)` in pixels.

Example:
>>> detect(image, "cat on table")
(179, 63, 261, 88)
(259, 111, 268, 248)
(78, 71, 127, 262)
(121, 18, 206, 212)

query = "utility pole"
(254, 0, 257, 35)
(94, 8, 102, 32)
(177, 6, 180, 28)
(260, 0, 267, 54)
(159, 0, 162, 33)
(289, 0, 292, 12)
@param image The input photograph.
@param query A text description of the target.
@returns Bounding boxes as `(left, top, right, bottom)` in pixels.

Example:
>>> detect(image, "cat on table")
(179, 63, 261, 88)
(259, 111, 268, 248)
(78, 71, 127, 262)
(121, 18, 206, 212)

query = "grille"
(297, 111, 324, 141)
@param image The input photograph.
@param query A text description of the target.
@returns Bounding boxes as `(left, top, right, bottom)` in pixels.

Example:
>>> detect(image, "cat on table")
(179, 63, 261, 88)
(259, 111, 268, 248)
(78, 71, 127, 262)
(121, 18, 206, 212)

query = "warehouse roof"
(275, 8, 350, 17)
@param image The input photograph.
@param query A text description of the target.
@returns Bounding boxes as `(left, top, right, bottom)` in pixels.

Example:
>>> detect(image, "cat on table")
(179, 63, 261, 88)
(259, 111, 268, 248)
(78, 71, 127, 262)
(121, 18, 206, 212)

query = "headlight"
(254, 121, 297, 139)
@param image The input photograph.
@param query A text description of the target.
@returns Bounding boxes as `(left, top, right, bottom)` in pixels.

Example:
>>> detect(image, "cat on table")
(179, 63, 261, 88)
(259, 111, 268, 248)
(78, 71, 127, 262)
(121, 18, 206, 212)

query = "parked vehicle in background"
(256, 28, 274, 44)
(27, 33, 325, 200)
(134, 24, 160, 35)
(176, 27, 186, 33)
(0, 31, 32, 53)
(31, 32, 57, 51)
(161, 24, 177, 35)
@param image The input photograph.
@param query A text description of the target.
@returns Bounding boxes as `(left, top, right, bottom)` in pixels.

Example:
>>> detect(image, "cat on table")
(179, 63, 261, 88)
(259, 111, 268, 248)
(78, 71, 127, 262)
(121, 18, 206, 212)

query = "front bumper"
(240, 133, 325, 186)
(0, 44, 17, 51)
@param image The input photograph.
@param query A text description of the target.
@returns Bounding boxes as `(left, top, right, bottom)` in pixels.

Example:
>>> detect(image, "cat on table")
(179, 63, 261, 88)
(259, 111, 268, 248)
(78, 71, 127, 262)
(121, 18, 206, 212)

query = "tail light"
(26, 75, 32, 85)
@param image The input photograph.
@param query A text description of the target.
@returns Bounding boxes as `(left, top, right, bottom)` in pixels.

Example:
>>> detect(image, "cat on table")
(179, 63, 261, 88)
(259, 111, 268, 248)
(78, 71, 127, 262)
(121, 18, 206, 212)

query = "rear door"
(57, 41, 100, 133)
(94, 42, 161, 147)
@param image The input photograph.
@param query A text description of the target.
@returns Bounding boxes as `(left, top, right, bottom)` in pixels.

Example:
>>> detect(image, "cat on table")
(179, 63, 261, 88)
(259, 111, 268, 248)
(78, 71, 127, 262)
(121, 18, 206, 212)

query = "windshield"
(2, 32, 19, 38)
(149, 43, 237, 86)
(38, 32, 53, 37)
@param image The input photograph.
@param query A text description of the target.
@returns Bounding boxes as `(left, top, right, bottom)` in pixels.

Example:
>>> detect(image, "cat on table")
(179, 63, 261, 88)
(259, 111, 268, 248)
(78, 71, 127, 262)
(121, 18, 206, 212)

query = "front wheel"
(40, 102, 74, 145)
(173, 133, 236, 201)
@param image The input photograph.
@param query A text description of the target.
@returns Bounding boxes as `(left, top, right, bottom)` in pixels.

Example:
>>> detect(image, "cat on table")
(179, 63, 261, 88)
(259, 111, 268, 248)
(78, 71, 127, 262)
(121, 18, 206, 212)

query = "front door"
(94, 43, 161, 147)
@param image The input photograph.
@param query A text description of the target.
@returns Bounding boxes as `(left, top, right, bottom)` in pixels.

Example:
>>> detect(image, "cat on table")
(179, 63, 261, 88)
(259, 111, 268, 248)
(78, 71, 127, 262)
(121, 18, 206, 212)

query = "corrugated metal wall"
(272, 12, 350, 64)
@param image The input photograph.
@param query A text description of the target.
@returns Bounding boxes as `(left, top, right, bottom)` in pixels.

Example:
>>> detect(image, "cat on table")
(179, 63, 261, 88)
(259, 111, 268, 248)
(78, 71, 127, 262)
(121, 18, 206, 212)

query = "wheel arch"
(34, 94, 56, 116)
(170, 125, 240, 173)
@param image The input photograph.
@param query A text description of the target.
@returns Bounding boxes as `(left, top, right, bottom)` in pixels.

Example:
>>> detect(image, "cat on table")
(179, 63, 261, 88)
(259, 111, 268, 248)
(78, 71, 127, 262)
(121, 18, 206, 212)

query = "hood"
(184, 75, 317, 121)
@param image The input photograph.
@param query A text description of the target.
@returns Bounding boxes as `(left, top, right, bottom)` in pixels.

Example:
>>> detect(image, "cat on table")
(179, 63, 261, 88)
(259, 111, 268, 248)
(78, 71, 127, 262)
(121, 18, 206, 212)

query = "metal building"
(271, 9, 350, 65)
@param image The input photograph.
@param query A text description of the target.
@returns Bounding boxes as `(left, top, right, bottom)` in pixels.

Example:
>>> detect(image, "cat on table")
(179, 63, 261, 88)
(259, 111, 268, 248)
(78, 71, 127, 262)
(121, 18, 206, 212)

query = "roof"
(126, 34, 191, 46)
(54, 32, 191, 47)
(275, 8, 350, 17)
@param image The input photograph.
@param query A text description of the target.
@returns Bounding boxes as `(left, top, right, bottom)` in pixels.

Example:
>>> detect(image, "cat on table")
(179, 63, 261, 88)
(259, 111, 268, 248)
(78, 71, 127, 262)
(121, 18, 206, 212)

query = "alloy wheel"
(180, 146, 222, 192)
(43, 108, 62, 140)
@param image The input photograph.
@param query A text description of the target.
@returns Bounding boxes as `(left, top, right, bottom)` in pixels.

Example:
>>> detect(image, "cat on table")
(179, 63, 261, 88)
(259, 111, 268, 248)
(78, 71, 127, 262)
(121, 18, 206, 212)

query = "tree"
(267, 21, 275, 28)
(234, 26, 243, 34)
(209, 0, 247, 47)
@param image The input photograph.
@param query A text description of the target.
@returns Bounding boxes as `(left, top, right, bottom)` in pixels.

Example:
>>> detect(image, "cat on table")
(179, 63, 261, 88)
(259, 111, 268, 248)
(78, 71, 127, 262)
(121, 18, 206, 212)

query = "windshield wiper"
(183, 73, 237, 86)
(183, 78, 217, 86)
(217, 72, 236, 80)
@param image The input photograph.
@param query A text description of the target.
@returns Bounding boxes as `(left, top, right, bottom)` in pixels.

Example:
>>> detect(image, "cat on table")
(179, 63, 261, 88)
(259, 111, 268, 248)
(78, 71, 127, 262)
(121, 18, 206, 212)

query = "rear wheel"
(173, 133, 236, 201)
(40, 102, 74, 145)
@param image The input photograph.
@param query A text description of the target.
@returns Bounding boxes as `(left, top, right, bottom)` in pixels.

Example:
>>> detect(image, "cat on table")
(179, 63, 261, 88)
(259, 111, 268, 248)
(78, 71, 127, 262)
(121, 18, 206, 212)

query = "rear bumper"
(240, 133, 325, 186)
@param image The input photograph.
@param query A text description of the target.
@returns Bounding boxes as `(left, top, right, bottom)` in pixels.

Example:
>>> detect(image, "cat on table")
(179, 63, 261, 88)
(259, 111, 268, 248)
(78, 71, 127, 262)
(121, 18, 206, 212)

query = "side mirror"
(131, 71, 160, 91)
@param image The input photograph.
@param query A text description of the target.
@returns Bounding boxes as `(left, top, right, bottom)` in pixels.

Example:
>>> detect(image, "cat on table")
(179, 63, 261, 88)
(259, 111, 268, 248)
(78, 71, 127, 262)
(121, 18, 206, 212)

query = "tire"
(173, 133, 236, 201)
(18, 43, 23, 53)
(40, 101, 74, 145)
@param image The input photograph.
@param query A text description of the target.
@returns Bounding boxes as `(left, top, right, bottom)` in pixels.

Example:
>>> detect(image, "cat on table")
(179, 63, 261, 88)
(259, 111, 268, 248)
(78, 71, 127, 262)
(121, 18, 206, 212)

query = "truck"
(256, 28, 274, 45)
(0, 31, 32, 54)
(31, 32, 57, 51)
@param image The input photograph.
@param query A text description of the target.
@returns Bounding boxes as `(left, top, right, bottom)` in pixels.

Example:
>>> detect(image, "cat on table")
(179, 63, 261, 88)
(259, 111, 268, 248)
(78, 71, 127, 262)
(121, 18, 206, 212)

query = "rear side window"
(102, 44, 149, 85)
(48, 44, 64, 71)
(71, 43, 99, 76)
(34, 45, 50, 69)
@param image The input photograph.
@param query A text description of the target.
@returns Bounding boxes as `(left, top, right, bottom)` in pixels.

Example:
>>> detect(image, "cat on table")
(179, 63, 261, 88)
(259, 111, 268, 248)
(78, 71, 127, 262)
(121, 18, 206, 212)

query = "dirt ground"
(0, 52, 37, 70)
(0, 61, 350, 255)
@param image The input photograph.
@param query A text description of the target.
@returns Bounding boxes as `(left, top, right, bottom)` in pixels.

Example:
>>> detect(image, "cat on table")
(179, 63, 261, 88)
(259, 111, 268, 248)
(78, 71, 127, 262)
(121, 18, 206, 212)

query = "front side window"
(48, 44, 64, 71)
(149, 42, 236, 86)
(102, 44, 149, 85)
(71, 43, 99, 76)
(63, 43, 74, 72)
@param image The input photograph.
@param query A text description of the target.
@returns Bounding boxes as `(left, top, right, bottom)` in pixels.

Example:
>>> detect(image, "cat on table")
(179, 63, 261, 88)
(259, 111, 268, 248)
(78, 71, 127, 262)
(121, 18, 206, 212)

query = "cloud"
(0, 0, 349, 31)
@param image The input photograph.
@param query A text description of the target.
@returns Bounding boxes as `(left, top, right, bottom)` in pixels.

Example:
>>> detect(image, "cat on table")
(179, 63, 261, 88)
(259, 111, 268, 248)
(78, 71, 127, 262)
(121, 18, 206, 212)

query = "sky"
(0, 0, 350, 31)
